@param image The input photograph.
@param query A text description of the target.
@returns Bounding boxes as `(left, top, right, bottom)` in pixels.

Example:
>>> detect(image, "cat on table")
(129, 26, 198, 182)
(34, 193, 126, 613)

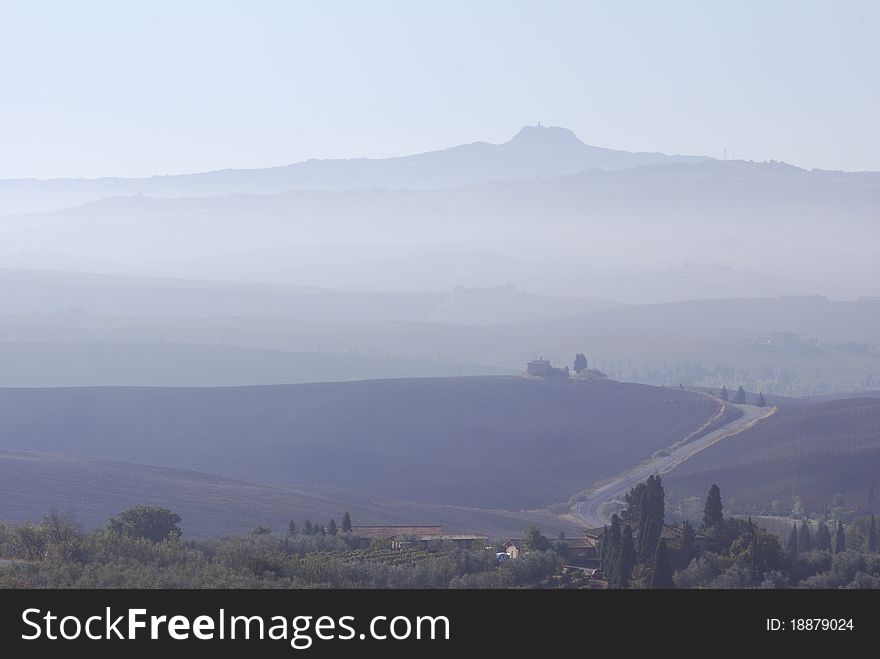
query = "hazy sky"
(2, 1, 878, 178)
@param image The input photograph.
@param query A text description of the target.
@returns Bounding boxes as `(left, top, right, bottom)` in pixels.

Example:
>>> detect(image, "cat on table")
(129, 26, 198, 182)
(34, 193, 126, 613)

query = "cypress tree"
(816, 521, 832, 552)
(304, 520, 314, 535)
(798, 519, 812, 552)
(680, 520, 696, 563)
(649, 539, 674, 589)
(756, 393, 767, 407)
(636, 488, 650, 559)
(720, 386, 729, 401)
(609, 515, 622, 549)
(622, 483, 646, 525)
(342, 511, 352, 533)
(599, 524, 610, 571)
(748, 517, 759, 576)
(787, 523, 798, 559)
(287, 520, 296, 535)
(703, 484, 724, 529)
(634, 475, 665, 562)
(834, 522, 846, 554)
(328, 519, 338, 536)
(734, 385, 747, 404)
(869, 515, 877, 553)
(618, 525, 636, 589)
(607, 515, 622, 584)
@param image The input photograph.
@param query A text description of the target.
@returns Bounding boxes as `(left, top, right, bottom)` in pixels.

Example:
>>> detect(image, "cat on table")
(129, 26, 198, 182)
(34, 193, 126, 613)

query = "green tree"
(720, 386, 729, 401)
(328, 519, 338, 536)
(40, 512, 83, 562)
(870, 515, 877, 553)
(798, 518, 812, 552)
(733, 385, 747, 404)
(304, 520, 314, 535)
(107, 506, 182, 542)
(523, 525, 549, 552)
(574, 353, 588, 374)
(649, 538, 674, 589)
(703, 484, 724, 530)
(834, 522, 846, 554)
(787, 523, 798, 559)
(342, 511, 352, 533)
(287, 520, 296, 535)
(756, 392, 767, 407)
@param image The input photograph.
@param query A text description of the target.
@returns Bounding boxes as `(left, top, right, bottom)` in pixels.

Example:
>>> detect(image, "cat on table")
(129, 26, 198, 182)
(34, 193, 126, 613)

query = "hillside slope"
(0, 448, 569, 539)
(0, 378, 717, 509)
(0, 342, 511, 387)
(664, 398, 880, 514)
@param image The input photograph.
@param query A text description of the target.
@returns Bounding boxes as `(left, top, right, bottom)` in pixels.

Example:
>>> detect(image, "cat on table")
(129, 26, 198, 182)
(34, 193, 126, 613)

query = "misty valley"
(1, 124, 879, 592)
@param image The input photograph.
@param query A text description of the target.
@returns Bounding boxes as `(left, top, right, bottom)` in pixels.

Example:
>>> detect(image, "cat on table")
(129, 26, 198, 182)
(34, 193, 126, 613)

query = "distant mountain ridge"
(0, 124, 709, 214)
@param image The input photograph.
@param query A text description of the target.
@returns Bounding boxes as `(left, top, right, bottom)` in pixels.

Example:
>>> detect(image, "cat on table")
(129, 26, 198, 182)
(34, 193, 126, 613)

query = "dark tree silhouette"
(649, 539, 674, 589)
(756, 392, 767, 407)
(703, 484, 724, 529)
(523, 525, 549, 551)
(342, 511, 352, 533)
(637, 475, 665, 561)
(733, 385, 747, 404)
(602, 515, 622, 577)
(720, 386, 729, 401)
(328, 519, 338, 536)
(870, 515, 877, 553)
(680, 520, 696, 564)
(616, 525, 636, 589)
(798, 519, 812, 552)
(107, 506, 182, 542)
(748, 517, 759, 576)
(574, 353, 588, 374)
(834, 522, 846, 554)
(787, 523, 798, 559)
(622, 482, 647, 525)
(816, 521, 832, 552)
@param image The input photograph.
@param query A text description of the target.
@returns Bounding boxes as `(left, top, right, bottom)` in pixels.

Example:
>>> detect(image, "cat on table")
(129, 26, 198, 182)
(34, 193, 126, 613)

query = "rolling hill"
(0, 377, 718, 510)
(5, 294, 877, 395)
(664, 397, 880, 514)
(0, 342, 511, 387)
(2, 158, 877, 301)
(0, 448, 570, 539)
(0, 269, 615, 324)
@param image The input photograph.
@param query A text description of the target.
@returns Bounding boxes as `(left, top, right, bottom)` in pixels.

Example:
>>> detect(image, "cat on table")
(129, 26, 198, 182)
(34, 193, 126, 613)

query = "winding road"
(576, 402, 776, 527)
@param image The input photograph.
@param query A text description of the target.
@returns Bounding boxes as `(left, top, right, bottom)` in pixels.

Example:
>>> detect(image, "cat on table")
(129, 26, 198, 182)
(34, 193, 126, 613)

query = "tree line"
(600, 476, 880, 588)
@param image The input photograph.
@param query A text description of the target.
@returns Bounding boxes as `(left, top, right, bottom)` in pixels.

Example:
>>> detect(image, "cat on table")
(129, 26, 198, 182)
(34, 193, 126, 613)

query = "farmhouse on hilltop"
(526, 358, 569, 378)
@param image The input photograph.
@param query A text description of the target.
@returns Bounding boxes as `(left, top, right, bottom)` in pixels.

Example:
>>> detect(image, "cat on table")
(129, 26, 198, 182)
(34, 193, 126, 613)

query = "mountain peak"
(506, 124, 585, 149)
